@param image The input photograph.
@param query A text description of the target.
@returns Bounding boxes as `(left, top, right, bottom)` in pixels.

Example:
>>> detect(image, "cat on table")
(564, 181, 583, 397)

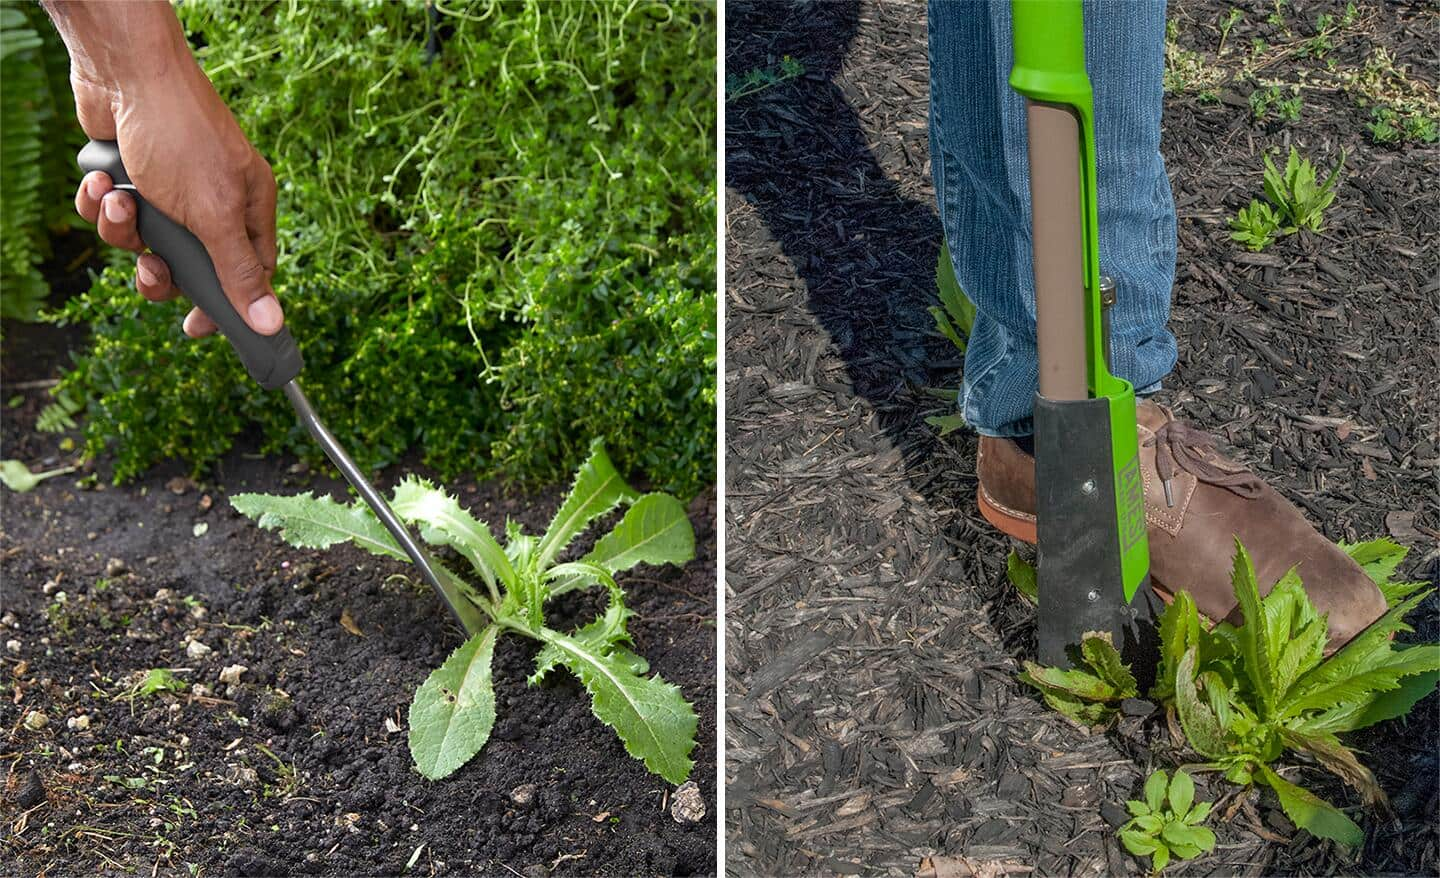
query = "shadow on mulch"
(724, 1, 1437, 876)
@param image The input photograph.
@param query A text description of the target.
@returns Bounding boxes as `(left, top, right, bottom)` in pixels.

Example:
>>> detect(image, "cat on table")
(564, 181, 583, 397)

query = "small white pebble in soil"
(218, 665, 247, 685)
(670, 781, 706, 825)
(193, 684, 213, 698)
(509, 784, 537, 808)
(5, 639, 20, 655)
(154, 588, 174, 601)
(105, 558, 127, 577)
(42, 579, 61, 595)
(67, 715, 90, 732)
(2, 611, 17, 627)
(23, 711, 48, 731)
(186, 640, 213, 660)
(189, 604, 207, 621)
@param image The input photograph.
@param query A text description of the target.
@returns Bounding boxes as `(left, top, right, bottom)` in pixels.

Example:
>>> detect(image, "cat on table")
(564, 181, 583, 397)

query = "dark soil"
(1, 251, 717, 876)
(724, 1, 1437, 875)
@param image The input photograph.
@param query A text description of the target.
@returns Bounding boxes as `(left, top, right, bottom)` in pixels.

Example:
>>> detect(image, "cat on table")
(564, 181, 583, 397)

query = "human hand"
(49, 1, 281, 338)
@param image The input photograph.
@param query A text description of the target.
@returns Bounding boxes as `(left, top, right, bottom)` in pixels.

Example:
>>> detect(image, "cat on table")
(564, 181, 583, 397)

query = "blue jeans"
(927, 0, 1178, 438)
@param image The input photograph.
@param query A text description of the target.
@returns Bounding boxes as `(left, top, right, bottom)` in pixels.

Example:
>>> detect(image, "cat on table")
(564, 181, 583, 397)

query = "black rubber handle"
(77, 140, 303, 389)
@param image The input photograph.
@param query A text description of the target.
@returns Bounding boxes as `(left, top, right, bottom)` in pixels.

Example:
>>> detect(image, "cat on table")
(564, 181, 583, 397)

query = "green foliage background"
(54, 0, 717, 496)
(1, 1, 83, 326)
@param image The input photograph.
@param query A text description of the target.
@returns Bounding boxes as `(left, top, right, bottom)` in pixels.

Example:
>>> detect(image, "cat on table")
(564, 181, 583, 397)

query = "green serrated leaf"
(535, 440, 639, 570)
(584, 493, 695, 574)
(1020, 662, 1117, 702)
(1127, 799, 1152, 817)
(408, 626, 499, 780)
(1258, 764, 1364, 847)
(1230, 541, 1277, 718)
(232, 492, 405, 560)
(233, 491, 487, 633)
(1340, 538, 1409, 585)
(391, 477, 515, 590)
(539, 628, 697, 783)
(1081, 633, 1138, 696)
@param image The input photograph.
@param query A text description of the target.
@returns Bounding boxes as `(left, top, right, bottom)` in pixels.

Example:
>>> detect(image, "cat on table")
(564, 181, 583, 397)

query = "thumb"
(199, 224, 284, 335)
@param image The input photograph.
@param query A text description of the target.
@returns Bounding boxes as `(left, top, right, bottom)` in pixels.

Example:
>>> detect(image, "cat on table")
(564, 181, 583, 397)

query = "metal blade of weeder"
(281, 380, 470, 631)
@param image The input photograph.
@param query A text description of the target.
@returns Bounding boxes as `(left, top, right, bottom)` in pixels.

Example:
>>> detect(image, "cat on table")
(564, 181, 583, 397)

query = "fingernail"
(248, 296, 282, 333)
(136, 262, 157, 287)
(86, 176, 105, 199)
(103, 195, 127, 223)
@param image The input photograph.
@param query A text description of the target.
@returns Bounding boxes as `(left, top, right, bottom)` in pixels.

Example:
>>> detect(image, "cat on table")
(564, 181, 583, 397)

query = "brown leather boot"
(977, 401, 1388, 651)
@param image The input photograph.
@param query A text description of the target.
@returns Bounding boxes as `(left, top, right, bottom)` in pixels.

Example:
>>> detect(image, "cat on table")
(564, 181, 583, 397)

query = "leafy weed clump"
(1019, 538, 1440, 850)
(1229, 146, 1342, 250)
(53, 2, 716, 497)
(233, 441, 698, 782)
(1120, 769, 1216, 873)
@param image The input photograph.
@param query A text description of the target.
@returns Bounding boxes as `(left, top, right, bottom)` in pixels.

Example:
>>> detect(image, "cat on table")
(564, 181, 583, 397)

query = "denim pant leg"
(927, 0, 1178, 438)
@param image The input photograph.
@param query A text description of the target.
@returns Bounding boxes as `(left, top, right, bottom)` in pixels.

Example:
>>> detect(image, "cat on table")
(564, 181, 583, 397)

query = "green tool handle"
(1009, 0, 1115, 399)
(77, 140, 304, 390)
(1010, 0, 1149, 602)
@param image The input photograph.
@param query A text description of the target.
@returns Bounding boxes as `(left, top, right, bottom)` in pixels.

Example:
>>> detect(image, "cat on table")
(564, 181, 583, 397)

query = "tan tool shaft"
(1026, 100, 1089, 401)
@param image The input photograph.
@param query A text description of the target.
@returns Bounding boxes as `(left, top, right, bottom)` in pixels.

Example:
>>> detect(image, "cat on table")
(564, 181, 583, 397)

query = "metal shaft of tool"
(282, 380, 467, 629)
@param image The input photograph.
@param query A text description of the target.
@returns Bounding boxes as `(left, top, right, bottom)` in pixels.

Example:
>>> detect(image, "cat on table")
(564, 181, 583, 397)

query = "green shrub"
(53, 1, 716, 496)
(0, 2, 82, 327)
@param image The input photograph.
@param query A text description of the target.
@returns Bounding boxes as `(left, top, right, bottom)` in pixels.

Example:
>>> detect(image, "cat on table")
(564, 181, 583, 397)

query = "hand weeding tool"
(78, 140, 486, 635)
(1009, 2, 1163, 670)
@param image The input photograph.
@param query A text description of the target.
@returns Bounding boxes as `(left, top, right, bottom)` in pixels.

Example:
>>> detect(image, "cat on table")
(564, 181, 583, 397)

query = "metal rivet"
(1086, 590, 1100, 602)
(1081, 479, 1096, 495)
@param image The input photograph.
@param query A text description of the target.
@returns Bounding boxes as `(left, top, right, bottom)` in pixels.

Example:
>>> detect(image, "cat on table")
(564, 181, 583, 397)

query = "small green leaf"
(1127, 799, 1152, 817)
(1259, 764, 1364, 847)
(1006, 550, 1037, 604)
(0, 459, 75, 492)
(1186, 801, 1212, 824)
(408, 626, 499, 780)
(1152, 845, 1170, 872)
(1145, 770, 1168, 813)
(1168, 769, 1195, 820)
(1120, 828, 1160, 856)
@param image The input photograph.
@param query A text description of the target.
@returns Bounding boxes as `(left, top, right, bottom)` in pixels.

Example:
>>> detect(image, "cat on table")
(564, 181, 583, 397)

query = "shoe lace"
(1143, 419, 1265, 507)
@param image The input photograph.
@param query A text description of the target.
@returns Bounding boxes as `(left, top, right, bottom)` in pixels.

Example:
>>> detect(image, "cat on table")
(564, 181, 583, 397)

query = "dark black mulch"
(724, 1, 1437, 875)
(1, 271, 717, 875)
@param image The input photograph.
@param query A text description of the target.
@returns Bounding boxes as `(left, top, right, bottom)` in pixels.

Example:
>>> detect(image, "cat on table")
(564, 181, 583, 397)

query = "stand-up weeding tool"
(78, 140, 487, 636)
(1009, 1, 1162, 669)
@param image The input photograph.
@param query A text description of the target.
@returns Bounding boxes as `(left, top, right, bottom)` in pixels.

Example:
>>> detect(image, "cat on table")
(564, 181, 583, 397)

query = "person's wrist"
(48, 1, 193, 94)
